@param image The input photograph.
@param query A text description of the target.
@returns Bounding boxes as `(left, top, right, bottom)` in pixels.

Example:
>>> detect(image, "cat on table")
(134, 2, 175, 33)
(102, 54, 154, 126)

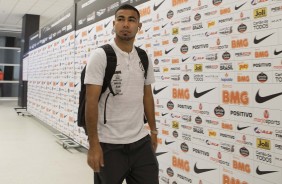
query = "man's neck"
(114, 38, 134, 53)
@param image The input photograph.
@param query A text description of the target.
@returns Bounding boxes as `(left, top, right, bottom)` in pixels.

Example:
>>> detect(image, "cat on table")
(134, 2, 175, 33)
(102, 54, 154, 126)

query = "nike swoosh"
(254, 33, 274, 44)
(162, 23, 168, 28)
(165, 48, 174, 54)
(194, 163, 216, 174)
(194, 87, 216, 98)
(165, 140, 175, 145)
(153, 86, 168, 95)
(88, 27, 94, 33)
(256, 167, 278, 175)
(74, 83, 79, 87)
(75, 33, 79, 38)
(235, 2, 247, 10)
(162, 113, 168, 116)
(104, 20, 111, 28)
(155, 152, 167, 157)
(237, 125, 250, 131)
(274, 49, 282, 56)
(182, 57, 189, 62)
(255, 90, 282, 103)
(145, 27, 151, 32)
(153, 0, 166, 11)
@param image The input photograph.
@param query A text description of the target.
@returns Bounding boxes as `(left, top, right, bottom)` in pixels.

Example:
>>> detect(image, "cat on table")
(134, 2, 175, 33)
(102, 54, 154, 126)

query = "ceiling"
(0, 0, 75, 38)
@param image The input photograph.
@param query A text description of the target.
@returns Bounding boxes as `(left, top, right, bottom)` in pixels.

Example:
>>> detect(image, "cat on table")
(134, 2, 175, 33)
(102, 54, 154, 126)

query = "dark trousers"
(94, 135, 159, 184)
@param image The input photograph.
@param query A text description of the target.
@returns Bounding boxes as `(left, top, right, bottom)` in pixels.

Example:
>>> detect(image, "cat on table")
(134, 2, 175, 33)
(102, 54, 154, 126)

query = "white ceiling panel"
(18, 0, 39, 4)
(13, 2, 34, 14)
(0, 12, 8, 24)
(55, 0, 74, 5)
(0, 0, 74, 37)
(0, 0, 18, 14)
(29, 1, 56, 12)
(39, 16, 49, 25)
(5, 14, 22, 25)
(37, 0, 57, 3)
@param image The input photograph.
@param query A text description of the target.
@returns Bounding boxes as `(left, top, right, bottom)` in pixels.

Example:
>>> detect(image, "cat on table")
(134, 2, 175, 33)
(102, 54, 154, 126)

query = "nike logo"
(254, 33, 274, 44)
(237, 125, 250, 131)
(165, 140, 175, 145)
(235, 2, 247, 10)
(75, 33, 79, 38)
(104, 20, 111, 28)
(88, 27, 94, 33)
(153, 86, 168, 95)
(145, 27, 151, 32)
(74, 83, 79, 87)
(165, 48, 174, 54)
(255, 90, 282, 103)
(274, 49, 282, 56)
(194, 87, 216, 98)
(256, 166, 278, 175)
(194, 163, 216, 174)
(162, 23, 168, 28)
(182, 57, 189, 62)
(162, 113, 168, 116)
(155, 152, 167, 157)
(153, 0, 166, 11)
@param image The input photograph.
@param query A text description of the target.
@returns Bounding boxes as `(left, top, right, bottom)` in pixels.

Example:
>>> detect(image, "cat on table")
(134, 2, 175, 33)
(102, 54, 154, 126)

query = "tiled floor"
(0, 100, 93, 184)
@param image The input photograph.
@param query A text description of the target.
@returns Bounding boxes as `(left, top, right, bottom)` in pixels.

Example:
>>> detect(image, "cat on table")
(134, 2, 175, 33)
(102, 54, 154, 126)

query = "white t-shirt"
(84, 41, 155, 144)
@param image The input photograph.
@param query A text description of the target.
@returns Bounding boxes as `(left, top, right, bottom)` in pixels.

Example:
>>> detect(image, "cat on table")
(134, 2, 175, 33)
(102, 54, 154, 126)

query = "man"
(84, 4, 159, 184)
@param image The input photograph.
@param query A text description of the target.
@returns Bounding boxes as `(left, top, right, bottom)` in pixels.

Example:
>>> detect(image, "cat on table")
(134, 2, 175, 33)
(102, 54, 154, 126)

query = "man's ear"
(138, 23, 142, 30)
(112, 21, 116, 32)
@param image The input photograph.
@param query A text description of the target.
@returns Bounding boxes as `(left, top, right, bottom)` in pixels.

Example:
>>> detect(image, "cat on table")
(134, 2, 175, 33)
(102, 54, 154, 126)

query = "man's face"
(114, 9, 141, 41)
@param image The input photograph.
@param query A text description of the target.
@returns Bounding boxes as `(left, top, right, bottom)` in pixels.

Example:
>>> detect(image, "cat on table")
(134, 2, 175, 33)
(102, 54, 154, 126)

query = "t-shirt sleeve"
(84, 48, 107, 85)
(145, 56, 155, 85)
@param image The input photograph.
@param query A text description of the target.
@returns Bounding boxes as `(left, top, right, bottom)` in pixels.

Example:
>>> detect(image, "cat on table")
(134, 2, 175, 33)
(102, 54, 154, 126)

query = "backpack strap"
(135, 46, 149, 124)
(100, 44, 117, 124)
(135, 46, 148, 79)
(78, 66, 87, 131)
(100, 44, 117, 95)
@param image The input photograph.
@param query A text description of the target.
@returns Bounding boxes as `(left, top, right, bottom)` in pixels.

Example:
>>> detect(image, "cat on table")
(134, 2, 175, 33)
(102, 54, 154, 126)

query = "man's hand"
(150, 134, 158, 152)
(87, 145, 104, 172)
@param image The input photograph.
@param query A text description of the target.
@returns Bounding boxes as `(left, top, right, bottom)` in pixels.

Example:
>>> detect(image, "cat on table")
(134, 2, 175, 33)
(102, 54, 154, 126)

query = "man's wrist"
(88, 138, 100, 148)
(150, 130, 158, 135)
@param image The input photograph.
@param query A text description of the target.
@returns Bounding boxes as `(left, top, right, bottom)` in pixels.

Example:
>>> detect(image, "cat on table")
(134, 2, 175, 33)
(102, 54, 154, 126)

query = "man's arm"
(143, 84, 158, 152)
(85, 84, 104, 172)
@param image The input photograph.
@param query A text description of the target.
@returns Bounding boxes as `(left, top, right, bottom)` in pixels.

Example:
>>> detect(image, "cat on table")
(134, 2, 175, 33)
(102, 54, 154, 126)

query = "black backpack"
(77, 44, 149, 135)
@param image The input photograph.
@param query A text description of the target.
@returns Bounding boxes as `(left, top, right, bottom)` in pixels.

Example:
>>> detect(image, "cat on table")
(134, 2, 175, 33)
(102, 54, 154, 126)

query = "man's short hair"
(115, 4, 140, 20)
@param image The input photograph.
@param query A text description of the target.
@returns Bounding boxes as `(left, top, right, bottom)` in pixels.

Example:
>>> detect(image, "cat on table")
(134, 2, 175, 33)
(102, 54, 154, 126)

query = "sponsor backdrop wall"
(26, 0, 282, 184)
